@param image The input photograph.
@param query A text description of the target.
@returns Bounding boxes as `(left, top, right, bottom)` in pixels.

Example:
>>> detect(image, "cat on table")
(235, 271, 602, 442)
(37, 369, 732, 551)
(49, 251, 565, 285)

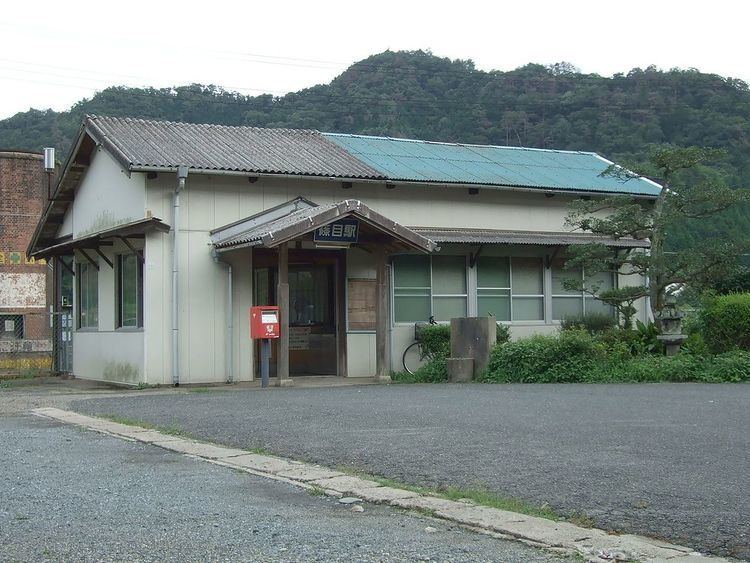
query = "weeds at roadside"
(565, 512, 595, 528)
(411, 506, 438, 518)
(335, 465, 562, 521)
(307, 485, 326, 497)
(246, 446, 273, 455)
(100, 414, 188, 438)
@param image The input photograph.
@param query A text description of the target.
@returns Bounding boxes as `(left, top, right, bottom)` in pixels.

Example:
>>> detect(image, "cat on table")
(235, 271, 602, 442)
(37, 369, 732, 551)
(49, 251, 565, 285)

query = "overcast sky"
(0, 0, 747, 120)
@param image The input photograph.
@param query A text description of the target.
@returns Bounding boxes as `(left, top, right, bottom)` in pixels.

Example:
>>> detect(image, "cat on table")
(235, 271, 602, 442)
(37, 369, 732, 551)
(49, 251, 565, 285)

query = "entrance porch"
(211, 199, 437, 386)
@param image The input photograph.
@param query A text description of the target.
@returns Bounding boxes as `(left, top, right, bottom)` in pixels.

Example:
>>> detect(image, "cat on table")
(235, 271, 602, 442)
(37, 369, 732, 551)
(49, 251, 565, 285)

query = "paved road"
(72, 383, 750, 559)
(0, 415, 564, 562)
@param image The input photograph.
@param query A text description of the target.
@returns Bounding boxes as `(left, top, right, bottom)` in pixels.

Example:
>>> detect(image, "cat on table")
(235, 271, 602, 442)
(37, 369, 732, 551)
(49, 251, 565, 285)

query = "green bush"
(480, 329, 749, 384)
(416, 324, 451, 361)
(700, 293, 750, 353)
(595, 321, 664, 356)
(495, 323, 511, 345)
(703, 350, 750, 382)
(482, 330, 609, 383)
(560, 313, 617, 334)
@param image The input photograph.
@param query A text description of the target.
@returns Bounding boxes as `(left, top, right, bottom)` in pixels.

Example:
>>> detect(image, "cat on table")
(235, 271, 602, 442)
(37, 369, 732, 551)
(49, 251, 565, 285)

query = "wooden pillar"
(375, 247, 391, 383)
(276, 242, 293, 386)
(336, 251, 348, 378)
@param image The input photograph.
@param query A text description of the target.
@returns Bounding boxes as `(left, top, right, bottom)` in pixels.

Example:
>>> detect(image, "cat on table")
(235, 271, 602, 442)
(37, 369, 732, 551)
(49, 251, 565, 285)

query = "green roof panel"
(323, 133, 661, 196)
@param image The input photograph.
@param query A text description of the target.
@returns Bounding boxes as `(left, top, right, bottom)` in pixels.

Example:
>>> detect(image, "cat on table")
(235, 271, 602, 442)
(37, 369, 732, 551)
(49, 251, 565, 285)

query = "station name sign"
(313, 219, 359, 245)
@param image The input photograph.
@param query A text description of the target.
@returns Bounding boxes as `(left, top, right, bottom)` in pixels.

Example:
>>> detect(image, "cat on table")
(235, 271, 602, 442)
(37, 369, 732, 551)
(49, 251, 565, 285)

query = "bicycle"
(401, 316, 437, 374)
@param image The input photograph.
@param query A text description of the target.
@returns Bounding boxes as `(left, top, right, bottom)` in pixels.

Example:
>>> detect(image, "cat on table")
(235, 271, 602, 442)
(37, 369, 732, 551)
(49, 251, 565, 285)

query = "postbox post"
(250, 306, 280, 388)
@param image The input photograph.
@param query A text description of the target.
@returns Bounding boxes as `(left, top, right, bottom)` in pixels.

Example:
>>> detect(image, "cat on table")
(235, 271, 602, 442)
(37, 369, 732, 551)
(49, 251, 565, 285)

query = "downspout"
(172, 165, 188, 386)
(212, 250, 234, 384)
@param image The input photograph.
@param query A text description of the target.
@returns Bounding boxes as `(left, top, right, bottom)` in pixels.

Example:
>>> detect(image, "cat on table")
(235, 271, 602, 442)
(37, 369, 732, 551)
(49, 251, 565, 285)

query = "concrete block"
(152, 440, 247, 459)
(310, 475, 381, 493)
(128, 430, 185, 443)
(224, 453, 300, 474)
(450, 316, 496, 375)
(349, 486, 420, 503)
(274, 466, 345, 482)
(390, 495, 466, 513)
(446, 357, 474, 382)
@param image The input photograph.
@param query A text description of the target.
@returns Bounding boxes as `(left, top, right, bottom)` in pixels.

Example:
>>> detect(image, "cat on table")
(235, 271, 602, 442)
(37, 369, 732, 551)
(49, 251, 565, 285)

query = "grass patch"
(439, 486, 559, 520)
(566, 511, 595, 528)
(246, 446, 273, 455)
(335, 465, 561, 521)
(185, 386, 226, 394)
(307, 485, 326, 497)
(100, 414, 188, 437)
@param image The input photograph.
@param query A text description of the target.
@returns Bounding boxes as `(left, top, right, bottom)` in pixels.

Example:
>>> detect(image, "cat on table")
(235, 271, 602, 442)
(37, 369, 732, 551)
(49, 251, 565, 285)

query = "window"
(0, 314, 23, 340)
(117, 253, 143, 328)
(551, 260, 614, 320)
(77, 261, 98, 328)
(392, 255, 467, 322)
(476, 257, 544, 321)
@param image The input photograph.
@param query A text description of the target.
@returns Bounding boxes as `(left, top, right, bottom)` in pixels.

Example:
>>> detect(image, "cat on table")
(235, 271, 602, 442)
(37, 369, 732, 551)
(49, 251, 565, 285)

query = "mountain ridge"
(2, 50, 748, 248)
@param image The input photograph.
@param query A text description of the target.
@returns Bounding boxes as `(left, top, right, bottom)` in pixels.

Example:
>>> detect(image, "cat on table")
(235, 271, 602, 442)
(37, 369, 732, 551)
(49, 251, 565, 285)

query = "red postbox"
(250, 306, 280, 339)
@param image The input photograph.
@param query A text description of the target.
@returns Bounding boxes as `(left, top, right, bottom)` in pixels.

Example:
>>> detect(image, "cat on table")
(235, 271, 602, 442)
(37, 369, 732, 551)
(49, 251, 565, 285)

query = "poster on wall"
(347, 278, 376, 331)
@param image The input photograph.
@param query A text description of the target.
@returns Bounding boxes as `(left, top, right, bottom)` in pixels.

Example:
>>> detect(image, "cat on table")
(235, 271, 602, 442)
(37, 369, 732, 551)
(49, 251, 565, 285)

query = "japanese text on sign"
(313, 219, 359, 244)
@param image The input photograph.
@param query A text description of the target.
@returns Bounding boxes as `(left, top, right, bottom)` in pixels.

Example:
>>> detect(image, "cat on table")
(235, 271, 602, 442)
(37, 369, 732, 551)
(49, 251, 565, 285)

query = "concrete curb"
(31, 407, 730, 563)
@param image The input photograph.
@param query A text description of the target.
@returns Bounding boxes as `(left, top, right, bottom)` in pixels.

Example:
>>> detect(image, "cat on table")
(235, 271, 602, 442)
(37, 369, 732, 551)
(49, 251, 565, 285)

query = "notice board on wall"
(347, 278, 376, 331)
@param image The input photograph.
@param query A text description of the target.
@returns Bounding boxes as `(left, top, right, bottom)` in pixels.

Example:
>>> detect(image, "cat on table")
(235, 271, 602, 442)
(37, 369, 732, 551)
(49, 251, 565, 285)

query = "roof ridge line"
(322, 131, 597, 156)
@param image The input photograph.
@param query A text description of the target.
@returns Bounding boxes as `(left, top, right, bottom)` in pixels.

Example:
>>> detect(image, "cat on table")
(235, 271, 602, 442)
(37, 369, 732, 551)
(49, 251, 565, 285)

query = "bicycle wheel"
(402, 341, 425, 375)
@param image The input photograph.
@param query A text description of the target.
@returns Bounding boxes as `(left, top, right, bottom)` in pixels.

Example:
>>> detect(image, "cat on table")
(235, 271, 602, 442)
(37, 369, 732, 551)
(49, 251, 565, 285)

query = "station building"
(28, 116, 657, 385)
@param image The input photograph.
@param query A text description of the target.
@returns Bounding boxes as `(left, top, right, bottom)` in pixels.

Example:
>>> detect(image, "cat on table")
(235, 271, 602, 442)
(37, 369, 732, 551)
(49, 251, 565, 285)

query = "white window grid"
(477, 256, 544, 322)
(393, 255, 469, 322)
(551, 265, 616, 320)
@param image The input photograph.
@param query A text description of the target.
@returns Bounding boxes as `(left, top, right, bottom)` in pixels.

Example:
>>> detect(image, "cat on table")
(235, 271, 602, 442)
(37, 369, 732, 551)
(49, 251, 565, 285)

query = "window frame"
(551, 261, 616, 321)
(116, 252, 144, 329)
(77, 260, 98, 330)
(391, 252, 620, 326)
(476, 256, 545, 323)
(392, 254, 468, 323)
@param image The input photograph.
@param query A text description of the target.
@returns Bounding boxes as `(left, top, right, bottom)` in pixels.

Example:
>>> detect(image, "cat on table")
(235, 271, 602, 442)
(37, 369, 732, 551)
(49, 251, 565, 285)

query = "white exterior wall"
(65, 149, 148, 383)
(346, 247, 377, 377)
(68, 164, 649, 384)
(60, 148, 146, 238)
(72, 238, 145, 384)
(142, 173, 649, 382)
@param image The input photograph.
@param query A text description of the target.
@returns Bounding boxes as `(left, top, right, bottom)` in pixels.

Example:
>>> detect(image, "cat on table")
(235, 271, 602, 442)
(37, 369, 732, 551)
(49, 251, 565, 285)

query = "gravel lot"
(71, 383, 750, 559)
(0, 415, 564, 562)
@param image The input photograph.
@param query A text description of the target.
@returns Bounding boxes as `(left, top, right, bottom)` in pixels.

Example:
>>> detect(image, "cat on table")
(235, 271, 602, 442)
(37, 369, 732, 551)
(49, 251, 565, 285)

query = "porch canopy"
(211, 199, 437, 385)
(411, 227, 649, 248)
(211, 199, 437, 254)
(29, 217, 170, 270)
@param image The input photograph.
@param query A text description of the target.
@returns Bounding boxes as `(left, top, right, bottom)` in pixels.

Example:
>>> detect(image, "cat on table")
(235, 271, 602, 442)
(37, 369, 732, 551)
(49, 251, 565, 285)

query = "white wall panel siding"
(73, 238, 145, 384)
(73, 331, 144, 385)
(71, 149, 146, 238)
(346, 333, 376, 377)
(74, 167, 649, 384)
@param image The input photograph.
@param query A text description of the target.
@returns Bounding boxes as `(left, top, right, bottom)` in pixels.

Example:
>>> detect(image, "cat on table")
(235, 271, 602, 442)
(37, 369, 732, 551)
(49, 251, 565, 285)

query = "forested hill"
(2, 50, 749, 248)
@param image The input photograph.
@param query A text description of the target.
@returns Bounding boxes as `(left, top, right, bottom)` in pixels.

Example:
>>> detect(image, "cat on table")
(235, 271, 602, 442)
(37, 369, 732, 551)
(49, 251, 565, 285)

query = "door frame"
(252, 247, 347, 378)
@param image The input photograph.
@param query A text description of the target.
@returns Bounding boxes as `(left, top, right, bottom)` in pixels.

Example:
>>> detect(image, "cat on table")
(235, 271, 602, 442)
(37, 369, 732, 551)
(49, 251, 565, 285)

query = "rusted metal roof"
(410, 227, 649, 248)
(86, 116, 385, 179)
(212, 200, 437, 253)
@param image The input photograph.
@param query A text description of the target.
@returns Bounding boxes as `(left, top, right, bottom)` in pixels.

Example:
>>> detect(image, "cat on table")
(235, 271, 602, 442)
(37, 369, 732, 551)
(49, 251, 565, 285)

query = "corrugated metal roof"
(324, 133, 661, 196)
(213, 202, 342, 249)
(411, 227, 649, 248)
(212, 200, 437, 253)
(85, 116, 385, 179)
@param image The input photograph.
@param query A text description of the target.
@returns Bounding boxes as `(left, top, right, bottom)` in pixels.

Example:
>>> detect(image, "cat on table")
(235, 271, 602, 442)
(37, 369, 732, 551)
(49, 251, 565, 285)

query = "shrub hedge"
(480, 329, 750, 384)
(700, 293, 750, 353)
(395, 310, 750, 384)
